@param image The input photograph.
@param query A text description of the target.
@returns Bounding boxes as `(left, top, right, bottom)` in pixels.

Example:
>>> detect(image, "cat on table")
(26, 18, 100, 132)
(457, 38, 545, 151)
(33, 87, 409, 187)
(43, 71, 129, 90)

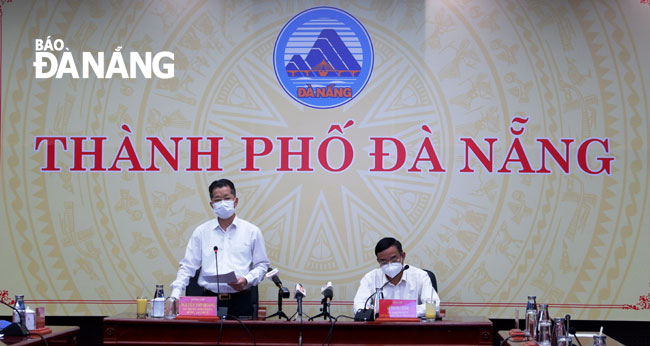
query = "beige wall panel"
(1, 0, 649, 319)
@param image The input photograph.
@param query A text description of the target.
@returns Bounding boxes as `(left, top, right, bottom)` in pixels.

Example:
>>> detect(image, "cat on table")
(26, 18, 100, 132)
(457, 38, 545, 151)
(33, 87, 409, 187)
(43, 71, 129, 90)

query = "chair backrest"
(423, 269, 438, 293)
(250, 284, 259, 320)
(185, 268, 203, 296)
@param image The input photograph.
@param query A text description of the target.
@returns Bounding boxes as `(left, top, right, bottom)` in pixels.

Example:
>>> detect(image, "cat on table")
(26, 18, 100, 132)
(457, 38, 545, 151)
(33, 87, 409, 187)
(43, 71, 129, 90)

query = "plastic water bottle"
(151, 284, 165, 318)
(374, 287, 383, 315)
(12, 295, 26, 329)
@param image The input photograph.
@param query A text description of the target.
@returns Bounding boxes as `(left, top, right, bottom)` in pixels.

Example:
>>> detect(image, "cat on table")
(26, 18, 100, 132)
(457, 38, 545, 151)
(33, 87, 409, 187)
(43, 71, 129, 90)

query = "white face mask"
(381, 262, 403, 279)
(212, 200, 235, 219)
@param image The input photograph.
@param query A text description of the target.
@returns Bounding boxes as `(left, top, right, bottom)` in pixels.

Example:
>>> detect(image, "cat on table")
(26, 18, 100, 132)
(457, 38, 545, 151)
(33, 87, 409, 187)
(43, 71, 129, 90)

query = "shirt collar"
(214, 215, 240, 232)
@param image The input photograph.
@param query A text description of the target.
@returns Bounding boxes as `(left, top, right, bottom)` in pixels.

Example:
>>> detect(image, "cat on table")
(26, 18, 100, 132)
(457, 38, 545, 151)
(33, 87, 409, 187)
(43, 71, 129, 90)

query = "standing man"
(353, 237, 439, 317)
(170, 179, 270, 318)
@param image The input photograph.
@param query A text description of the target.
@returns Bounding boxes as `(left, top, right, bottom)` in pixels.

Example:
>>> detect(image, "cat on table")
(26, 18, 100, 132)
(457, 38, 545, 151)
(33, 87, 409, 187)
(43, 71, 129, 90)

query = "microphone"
(354, 265, 410, 321)
(309, 281, 335, 321)
(264, 268, 290, 321)
(0, 300, 29, 336)
(294, 283, 306, 321)
(266, 267, 290, 298)
(568, 326, 583, 346)
(364, 265, 410, 309)
(321, 281, 333, 302)
(566, 312, 583, 346)
(294, 283, 306, 299)
(266, 268, 283, 288)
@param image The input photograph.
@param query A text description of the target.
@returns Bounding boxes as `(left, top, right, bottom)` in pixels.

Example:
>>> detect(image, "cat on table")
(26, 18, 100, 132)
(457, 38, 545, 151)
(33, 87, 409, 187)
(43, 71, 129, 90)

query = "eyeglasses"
(377, 255, 402, 265)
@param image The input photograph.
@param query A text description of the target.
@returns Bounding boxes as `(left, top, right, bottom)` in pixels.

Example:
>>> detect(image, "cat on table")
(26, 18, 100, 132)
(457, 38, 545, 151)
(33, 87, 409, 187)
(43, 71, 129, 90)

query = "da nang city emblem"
(273, 7, 374, 109)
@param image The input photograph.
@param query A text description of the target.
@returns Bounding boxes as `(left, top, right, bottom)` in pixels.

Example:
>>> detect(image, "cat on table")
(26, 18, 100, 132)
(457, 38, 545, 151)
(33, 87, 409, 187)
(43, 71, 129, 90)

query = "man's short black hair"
(375, 237, 403, 256)
(208, 179, 236, 199)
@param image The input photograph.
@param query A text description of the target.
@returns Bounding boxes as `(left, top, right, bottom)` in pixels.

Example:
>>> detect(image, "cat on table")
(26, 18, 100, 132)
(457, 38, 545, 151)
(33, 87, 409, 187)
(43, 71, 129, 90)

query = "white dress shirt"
(353, 265, 440, 317)
(170, 216, 270, 298)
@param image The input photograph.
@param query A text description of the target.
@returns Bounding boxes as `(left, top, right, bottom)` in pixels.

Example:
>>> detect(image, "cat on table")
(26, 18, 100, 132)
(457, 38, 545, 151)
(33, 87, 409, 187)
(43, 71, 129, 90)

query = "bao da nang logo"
(273, 7, 374, 109)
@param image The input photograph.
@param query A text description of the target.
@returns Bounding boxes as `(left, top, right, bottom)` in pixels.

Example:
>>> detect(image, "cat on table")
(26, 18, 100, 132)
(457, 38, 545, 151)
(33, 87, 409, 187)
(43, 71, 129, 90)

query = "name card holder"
(175, 296, 219, 321)
(375, 299, 420, 322)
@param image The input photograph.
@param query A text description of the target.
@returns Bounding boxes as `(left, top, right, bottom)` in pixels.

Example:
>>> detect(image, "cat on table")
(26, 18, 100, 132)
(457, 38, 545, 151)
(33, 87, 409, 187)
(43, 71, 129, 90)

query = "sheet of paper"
(203, 271, 237, 284)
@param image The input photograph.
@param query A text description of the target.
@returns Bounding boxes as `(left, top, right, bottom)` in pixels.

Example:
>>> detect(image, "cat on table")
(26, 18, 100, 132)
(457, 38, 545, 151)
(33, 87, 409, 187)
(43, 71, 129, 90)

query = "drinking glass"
(552, 317, 566, 344)
(425, 299, 436, 321)
(164, 297, 178, 319)
(136, 296, 148, 318)
(593, 335, 607, 346)
(525, 309, 538, 340)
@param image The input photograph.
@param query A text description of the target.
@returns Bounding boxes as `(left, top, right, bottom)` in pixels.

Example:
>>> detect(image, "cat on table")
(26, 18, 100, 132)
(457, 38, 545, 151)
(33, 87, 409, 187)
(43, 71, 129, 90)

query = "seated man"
(353, 237, 439, 317)
(170, 179, 270, 318)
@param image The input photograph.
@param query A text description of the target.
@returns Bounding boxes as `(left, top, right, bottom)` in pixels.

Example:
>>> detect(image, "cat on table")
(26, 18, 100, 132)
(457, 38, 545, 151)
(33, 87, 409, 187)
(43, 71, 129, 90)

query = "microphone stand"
(309, 296, 333, 321)
(296, 295, 303, 346)
(288, 296, 312, 321)
(296, 295, 303, 322)
(265, 287, 290, 321)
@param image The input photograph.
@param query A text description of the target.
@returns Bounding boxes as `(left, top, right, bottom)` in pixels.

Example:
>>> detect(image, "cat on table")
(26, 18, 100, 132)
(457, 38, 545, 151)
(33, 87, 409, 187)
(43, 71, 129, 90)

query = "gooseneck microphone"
(568, 327, 583, 346)
(0, 300, 29, 336)
(363, 265, 410, 310)
(214, 246, 227, 319)
(354, 265, 410, 321)
(214, 246, 220, 295)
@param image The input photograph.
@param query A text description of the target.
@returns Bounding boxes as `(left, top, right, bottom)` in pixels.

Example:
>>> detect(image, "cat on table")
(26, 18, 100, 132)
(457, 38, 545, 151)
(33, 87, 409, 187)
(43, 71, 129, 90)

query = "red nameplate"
(377, 299, 417, 319)
(178, 296, 217, 317)
(174, 315, 220, 321)
(30, 327, 52, 335)
(509, 329, 525, 341)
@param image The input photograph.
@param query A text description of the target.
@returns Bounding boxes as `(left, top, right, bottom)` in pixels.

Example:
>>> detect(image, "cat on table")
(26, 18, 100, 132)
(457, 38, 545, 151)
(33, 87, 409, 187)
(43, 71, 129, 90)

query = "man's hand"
(228, 277, 248, 291)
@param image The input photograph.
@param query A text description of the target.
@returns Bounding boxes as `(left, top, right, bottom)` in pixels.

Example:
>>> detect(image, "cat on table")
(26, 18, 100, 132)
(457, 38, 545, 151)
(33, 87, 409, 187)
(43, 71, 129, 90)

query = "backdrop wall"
(2, 0, 649, 320)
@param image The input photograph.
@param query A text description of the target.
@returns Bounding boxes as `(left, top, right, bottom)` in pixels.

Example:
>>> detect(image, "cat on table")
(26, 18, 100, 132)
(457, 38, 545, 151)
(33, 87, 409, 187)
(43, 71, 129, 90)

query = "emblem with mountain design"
(285, 29, 361, 78)
(274, 7, 373, 109)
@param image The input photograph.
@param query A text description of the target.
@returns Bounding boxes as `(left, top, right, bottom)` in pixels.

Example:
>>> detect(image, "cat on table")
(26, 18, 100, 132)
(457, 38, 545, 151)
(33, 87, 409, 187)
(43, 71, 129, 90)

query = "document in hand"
(202, 271, 237, 284)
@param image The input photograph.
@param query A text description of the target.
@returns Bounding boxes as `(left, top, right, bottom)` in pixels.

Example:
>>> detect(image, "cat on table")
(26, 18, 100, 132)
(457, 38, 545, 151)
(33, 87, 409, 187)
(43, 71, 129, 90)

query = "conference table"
(103, 313, 492, 345)
(0, 326, 79, 346)
(497, 330, 624, 346)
